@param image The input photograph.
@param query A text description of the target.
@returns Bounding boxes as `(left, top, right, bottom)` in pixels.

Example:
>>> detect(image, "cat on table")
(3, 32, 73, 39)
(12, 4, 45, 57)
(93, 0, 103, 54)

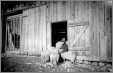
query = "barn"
(1, 0, 112, 72)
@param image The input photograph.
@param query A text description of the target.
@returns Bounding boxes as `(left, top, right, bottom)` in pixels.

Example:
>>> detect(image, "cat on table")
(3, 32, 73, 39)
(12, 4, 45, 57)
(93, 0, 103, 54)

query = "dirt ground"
(1, 53, 112, 72)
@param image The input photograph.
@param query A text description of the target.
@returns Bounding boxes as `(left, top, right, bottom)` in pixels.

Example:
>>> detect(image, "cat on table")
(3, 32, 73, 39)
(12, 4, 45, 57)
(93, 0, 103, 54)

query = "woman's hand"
(58, 49, 64, 53)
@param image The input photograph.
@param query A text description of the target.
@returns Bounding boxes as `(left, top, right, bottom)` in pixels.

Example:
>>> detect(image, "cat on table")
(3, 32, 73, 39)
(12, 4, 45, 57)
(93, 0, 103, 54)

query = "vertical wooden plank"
(66, 1, 71, 20)
(90, 2, 97, 56)
(35, 7, 41, 54)
(67, 1, 71, 49)
(70, 1, 75, 20)
(20, 14, 23, 50)
(74, 1, 80, 20)
(99, 2, 107, 58)
(53, 2, 57, 22)
(83, 2, 90, 51)
(62, 1, 66, 20)
(44, 6, 47, 50)
(91, 4, 95, 55)
(90, 2, 94, 56)
(87, 1, 92, 56)
(40, 6, 43, 51)
(64, 1, 66, 20)
(20, 15, 22, 50)
(76, 2, 81, 48)
(73, 1, 78, 49)
(95, 3, 99, 57)
(19, 15, 22, 50)
(50, 1, 54, 22)
(78, 1, 82, 20)
(21, 9, 29, 50)
(57, 1, 66, 21)
(40, 6, 43, 52)
(33, 8, 35, 52)
(27, 9, 31, 51)
(85, 1, 91, 50)
(49, 3, 52, 47)
(28, 8, 32, 51)
(66, 1, 70, 49)
(24, 10, 28, 50)
(34, 8, 38, 54)
(23, 10, 26, 50)
(98, 2, 101, 57)
(31, 8, 35, 50)
(96, 2, 100, 57)
(46, 2, 51, 48)
(49, 2, 53, 47)
(22, 12, 26, 50)
(74, 1, 77, 19)
(82, 1, 87, 20)
(32, 8, 36, 53)
(57, 1, 61, 21)
(42, 5, 46, 51)
(38, 7, 42, 52)
(98, 32, 100, 57)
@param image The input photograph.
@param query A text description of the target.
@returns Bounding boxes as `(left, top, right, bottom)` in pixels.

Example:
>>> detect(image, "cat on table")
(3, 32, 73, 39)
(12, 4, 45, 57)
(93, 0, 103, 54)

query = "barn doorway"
(51, 21, 67, 47)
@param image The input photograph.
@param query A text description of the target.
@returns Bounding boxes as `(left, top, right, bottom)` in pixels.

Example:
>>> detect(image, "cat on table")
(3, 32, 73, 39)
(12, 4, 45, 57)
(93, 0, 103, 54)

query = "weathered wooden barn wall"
(90, 2, 104, 57)
(20, 5, 47, 54)
(6, 1, 112, 58)
(90, 2, 112, 58)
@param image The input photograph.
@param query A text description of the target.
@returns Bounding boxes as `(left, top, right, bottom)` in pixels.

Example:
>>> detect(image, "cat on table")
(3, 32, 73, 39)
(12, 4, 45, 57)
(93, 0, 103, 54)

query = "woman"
(56, 38, 68, 65)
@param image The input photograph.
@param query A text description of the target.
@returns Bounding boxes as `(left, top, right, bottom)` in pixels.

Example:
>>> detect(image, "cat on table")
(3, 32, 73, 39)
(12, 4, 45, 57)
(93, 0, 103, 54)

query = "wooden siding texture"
(7, 1, 112, 57)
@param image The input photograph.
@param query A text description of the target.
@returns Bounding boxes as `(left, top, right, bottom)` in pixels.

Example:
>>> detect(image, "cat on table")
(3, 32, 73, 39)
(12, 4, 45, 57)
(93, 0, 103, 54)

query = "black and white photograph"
(1, 0, 112, 72)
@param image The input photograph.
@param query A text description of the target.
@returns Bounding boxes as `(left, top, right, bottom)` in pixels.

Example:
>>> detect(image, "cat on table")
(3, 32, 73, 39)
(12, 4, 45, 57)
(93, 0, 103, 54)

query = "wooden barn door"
(68, 21, 90, 56)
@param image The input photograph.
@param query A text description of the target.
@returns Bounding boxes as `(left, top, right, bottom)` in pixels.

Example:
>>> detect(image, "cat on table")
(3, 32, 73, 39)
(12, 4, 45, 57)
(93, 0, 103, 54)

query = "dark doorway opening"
(51, 21, 67, 47)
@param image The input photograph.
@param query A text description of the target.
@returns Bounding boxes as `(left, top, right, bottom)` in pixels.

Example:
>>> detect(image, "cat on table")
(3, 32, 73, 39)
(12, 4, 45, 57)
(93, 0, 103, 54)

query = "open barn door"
(51, 21, 67, 47)
(6, 14, 22, 51)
